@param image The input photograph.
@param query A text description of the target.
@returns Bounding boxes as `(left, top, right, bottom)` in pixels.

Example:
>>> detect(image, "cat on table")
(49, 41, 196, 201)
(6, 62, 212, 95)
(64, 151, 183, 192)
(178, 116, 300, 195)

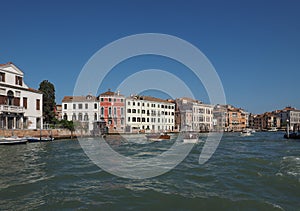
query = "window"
(132, 117, 136, 122)
(128, 101, 130, 106)
(72, 113, 76, 121)
(132, 109, 136, 113)
(78, 113, 83, 121)
(0, 72, 5, 82)
(128, 117, 130, 122)
(63, 114, 67, 120)
(84, 113, 89, 121)
(127, 109, 131, 113)
(15, 76, 23, 86)
(94, 103, 97, 109)
(137, 102, 140, 106)
(94, 113, 97, 121)
(73, 104, 76, 109)
(100, 98, 104, 102)
(137, 117, 141, 122)
(109, 107, 112, 115)
(23, 97, 27, 109)
(121, 108, 124, 115)
(114, 98, 116, 102)
(78, 104, 82, 109)
(85, 104, 88, 109)
(109, 98, 112, 102)
(101, 107, 104, 115)
(133, 102, 135, 106)
(64, 104, 67, 110)
(121, 99, 124, 102)
(36, 99, 40, 110)
(114, 107, 117, 115)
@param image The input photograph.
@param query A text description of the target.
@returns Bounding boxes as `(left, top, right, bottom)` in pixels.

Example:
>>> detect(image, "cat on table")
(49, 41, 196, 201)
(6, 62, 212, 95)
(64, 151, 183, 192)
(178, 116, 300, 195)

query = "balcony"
(0, 105, 24, 113)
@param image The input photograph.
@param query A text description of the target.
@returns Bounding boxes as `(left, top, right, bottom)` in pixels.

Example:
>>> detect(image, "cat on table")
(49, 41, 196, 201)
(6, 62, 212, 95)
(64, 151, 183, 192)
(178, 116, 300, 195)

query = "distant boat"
(240, 129, 252, 136)
(25, 136, 54, 143)
(146, 133, 170, 142)
(183, 133, 199, 143)
(268, 127, 278, 132)
(0, 136, 28, 145)
(284, 132, 300, 139)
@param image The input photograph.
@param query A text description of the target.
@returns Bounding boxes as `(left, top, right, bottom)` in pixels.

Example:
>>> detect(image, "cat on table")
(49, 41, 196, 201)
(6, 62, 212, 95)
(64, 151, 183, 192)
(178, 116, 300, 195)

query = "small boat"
(0, 136, 28, 145)
(183, 133, 199, 143)
(284, 132, 300, 139)
(25, 136, 54, 143)
(268, 127, 278, 132)
(146, 133, 170, 141)
(240, 130, 252, 136)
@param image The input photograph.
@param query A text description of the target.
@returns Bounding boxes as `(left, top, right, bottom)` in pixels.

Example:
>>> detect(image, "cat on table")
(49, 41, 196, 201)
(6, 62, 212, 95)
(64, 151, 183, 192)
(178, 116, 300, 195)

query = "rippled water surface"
(0, 132, 299, 210)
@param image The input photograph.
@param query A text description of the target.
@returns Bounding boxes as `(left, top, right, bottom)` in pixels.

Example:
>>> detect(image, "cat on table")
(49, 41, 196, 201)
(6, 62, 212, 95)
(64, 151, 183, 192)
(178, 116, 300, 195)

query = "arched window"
(84, 113, 89, 121)
(63, 113, 67, 120)
(7, 90, 14, 105)
(78, 113, 83, 121)
(72, 113, 76, 121)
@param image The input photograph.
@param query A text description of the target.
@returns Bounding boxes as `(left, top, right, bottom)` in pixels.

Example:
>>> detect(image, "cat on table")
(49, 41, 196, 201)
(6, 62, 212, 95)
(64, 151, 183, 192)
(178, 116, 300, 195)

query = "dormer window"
(15, 76, 23, 86)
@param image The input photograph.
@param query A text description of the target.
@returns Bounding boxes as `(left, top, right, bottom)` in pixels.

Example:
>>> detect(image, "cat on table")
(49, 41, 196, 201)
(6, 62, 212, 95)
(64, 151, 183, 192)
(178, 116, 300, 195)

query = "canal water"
(0, 132, 299, 210)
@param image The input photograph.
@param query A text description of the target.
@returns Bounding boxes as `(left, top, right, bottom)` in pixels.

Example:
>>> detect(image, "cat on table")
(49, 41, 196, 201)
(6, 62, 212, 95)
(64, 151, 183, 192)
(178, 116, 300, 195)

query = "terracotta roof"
(99, 89, 124, 97)
(128, 95, 174, 104)
(62, 95, 97, 102)
(283, 106, 296, 111)
(0, 62, 13, 67)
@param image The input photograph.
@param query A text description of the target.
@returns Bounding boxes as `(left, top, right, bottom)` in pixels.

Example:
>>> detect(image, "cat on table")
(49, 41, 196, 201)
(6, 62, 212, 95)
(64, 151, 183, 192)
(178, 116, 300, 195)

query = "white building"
(277, 107, 300, 131)
(176, 98, 214, 131)
(125, 95, 175, 133)
(0, 62, 43, 129)
(62, 94, 99, 133)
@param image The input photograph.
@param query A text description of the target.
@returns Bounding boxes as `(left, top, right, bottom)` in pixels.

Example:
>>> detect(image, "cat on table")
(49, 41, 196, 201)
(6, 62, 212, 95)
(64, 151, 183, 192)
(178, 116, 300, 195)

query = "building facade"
(176, 98, 214, 132)
(225, 105, 248, 132)
(0, 62, 43, 129)
(62, 94, 98, 133)
(126, 95, 175, 133)
(99, 90, 125, 133)
(213, 105, 227, 131)
(277, 107, 300, 131)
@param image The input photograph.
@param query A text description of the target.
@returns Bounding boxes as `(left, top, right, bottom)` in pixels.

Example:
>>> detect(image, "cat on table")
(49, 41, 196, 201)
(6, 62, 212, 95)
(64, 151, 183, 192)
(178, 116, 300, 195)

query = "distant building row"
(61, 90, 300, 134)
(61, 90, 216, 134)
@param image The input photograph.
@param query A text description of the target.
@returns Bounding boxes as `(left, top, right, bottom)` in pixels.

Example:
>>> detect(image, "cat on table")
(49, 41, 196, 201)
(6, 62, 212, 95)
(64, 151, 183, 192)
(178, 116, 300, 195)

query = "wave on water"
(278, 156, 300, 178)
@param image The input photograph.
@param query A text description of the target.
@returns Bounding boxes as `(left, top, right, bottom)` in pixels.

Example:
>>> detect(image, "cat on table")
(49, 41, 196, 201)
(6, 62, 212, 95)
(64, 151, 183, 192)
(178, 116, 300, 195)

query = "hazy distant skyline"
(0, 0, 299, 114)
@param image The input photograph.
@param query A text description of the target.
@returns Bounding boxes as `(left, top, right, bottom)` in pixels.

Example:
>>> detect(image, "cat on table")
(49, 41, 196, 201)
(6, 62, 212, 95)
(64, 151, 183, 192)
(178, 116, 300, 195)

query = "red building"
(99, 89, 125, 133)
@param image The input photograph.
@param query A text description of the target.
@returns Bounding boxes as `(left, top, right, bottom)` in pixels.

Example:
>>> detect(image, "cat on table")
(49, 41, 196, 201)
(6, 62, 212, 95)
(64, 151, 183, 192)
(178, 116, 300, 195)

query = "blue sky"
(0, 0, 299, 114)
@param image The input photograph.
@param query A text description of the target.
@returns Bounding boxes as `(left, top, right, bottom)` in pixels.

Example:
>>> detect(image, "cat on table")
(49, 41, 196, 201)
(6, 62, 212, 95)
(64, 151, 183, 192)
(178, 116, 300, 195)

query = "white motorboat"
(146, 133, 170, 142)
(268, 127, 278, 132)
(0, 136, 28, 145)
(182, 133, 199, 143)
(240, 130, 252, 136)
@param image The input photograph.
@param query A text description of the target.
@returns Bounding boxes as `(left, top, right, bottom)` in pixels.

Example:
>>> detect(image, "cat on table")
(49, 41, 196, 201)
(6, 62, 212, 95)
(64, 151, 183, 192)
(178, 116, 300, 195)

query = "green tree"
(60, 119, 75, 138)
(39, 80, 56, 123)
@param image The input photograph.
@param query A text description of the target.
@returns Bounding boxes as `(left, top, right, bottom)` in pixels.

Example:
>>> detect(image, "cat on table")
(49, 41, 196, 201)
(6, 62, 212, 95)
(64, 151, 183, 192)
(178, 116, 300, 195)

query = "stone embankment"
(0, 129, 88, 139)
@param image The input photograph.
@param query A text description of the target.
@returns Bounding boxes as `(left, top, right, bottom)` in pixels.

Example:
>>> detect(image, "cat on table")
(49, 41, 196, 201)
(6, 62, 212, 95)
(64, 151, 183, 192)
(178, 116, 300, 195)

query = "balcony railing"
(0, 105, 24, 113)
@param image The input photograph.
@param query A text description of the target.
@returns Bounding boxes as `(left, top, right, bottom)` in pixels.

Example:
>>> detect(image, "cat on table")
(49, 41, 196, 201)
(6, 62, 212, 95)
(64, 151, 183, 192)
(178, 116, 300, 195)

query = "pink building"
(99, 89, 125, 133)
